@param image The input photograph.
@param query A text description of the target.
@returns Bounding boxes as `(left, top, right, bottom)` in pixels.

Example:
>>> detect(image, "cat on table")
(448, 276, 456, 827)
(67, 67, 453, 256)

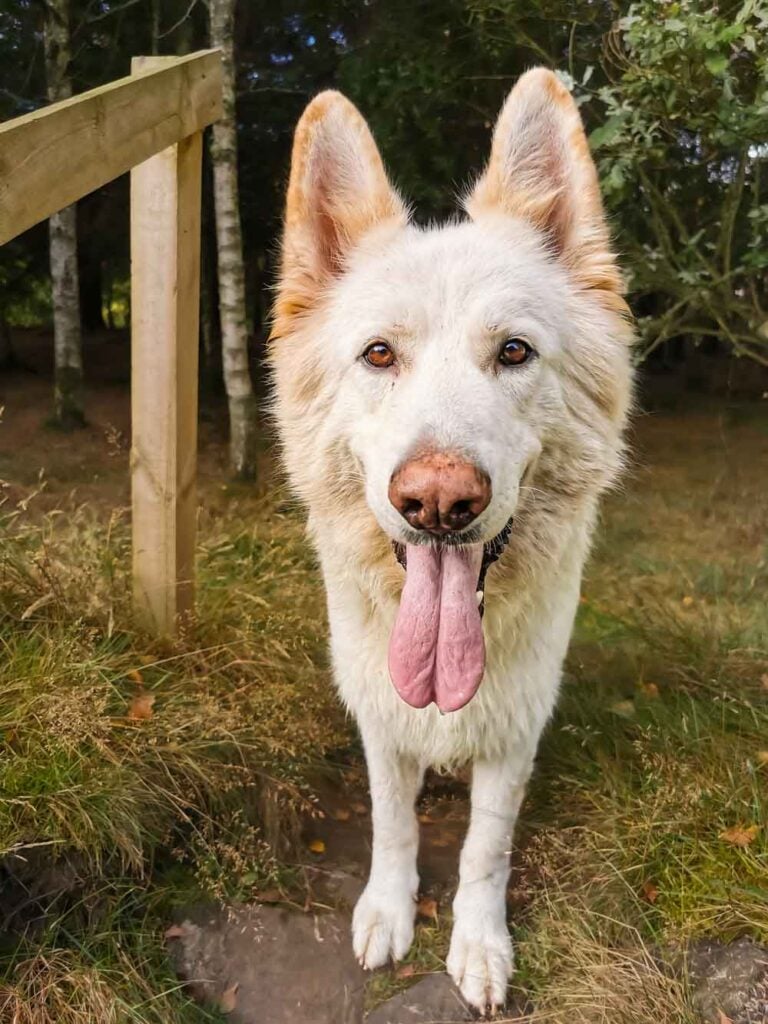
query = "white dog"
(270, 68, 633, 1014)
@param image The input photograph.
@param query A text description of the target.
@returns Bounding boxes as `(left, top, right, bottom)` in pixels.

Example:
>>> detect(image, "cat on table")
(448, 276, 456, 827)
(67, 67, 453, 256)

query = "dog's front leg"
(447, 751, 534, 1013)
(352, 733, 423, 969)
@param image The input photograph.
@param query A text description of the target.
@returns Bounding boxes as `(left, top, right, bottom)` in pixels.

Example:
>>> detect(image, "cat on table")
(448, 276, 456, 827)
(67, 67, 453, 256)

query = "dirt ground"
(0, 329, 245, 507)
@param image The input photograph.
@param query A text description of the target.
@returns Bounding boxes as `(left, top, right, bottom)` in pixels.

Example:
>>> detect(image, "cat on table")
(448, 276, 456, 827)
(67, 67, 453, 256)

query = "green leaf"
(605, 163, 626, 192)
(589, 116, 626, 150)
(705, 54, 729, 75)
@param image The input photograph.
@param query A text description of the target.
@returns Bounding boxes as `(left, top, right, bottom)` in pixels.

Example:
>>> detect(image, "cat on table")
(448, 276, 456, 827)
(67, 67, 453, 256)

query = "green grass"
(1, 403, 766, 1022)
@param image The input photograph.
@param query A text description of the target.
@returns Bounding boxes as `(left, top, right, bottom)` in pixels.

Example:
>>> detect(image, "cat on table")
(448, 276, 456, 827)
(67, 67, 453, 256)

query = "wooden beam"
(0, 50, 221, 245)
(130, 58, 202, 634)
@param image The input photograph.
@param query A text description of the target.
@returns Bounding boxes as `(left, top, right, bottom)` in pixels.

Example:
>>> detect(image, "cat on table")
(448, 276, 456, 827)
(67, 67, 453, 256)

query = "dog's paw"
(352, 886, 416, 969)
(446, 913, 513, 1015)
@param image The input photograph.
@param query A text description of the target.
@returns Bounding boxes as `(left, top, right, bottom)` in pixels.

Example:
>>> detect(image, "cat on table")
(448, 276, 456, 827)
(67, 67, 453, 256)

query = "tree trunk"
(209, 0, 258, 479)
(45, 0, 84, 428)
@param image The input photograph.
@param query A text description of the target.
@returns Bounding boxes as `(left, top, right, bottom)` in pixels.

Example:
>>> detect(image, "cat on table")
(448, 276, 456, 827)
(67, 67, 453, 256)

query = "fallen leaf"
(756, 751, 768, 767)
(716, 1011, 734, 1024)
(396, 963, 416, 979)
(417, 897, 438, 921)
(127, 692, 155, 720)
(332, 808, 351, 822)
(351, 802, 368, 815)
(417, 813, 435, 825)
(127, 668, 144, 684)
(308, 838, 326, 854)
(681, 595, 695, 608)
(219, 983, 239, 1014)
(719, 824, 760, 847)
(641, 880, 659, 904)
(640, 682, 660, 698)
(164, 924, 185, 939)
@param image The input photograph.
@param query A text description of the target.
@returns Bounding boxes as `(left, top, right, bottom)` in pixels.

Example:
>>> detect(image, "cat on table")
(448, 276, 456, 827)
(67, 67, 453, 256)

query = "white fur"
(272, 72, 633, 1014)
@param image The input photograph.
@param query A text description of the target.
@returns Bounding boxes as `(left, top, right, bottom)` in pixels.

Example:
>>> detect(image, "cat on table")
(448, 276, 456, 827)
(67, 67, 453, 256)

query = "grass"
(0, 483, 346, 1022)
(0, 400, 766, 1022)
(508, 405, 768, 1021)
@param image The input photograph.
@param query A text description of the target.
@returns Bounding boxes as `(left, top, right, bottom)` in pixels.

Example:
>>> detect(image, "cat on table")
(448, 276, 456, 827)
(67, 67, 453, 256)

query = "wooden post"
(130, 56, 202, 635)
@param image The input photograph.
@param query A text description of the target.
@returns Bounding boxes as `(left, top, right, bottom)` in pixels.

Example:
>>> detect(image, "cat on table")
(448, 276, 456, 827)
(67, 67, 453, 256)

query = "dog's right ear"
(273, 91, 406, 338)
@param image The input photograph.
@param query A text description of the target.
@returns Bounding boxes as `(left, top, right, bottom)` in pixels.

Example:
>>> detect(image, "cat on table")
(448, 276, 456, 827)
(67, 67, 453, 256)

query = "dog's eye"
(498, 338, 534, 367)
(363, 341, 396, 369)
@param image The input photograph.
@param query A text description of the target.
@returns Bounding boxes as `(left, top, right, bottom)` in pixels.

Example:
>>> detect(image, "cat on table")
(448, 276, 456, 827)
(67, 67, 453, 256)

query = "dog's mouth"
(388, 519, 513, 714)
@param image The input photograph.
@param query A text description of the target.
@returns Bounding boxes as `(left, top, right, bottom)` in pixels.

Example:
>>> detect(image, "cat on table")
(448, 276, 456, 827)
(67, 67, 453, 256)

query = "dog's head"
(271, 70, 633, 710)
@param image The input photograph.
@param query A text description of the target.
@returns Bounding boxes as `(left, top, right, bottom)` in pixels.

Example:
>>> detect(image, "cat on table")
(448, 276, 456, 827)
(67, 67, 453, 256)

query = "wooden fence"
(0, 50, 223, 635)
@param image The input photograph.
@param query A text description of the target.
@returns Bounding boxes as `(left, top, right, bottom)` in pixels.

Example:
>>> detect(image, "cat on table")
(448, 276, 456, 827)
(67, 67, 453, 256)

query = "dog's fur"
(270, 68, 633, 1012)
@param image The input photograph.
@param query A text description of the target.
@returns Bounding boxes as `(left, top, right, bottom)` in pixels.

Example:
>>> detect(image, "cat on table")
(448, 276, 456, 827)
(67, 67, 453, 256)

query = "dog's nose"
(388, 451, 491, 534)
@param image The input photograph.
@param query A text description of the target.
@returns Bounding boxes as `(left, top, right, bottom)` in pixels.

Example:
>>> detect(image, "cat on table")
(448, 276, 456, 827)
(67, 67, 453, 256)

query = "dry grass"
(0, 951, 121, 1024)
(0, 480, 346, 1021)
(519, 915, 695, 1024)
(509, 403, 768, 1020)
(0, 486, 345, 861)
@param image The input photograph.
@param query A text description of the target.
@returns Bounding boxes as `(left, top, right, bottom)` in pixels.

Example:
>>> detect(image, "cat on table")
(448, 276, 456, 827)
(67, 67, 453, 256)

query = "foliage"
(1, 0, 766, 366)
(587, 0, 768, 363)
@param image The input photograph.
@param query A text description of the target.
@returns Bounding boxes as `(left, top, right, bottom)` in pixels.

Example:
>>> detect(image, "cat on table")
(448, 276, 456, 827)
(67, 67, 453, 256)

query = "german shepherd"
(270, 68, 633, 1013)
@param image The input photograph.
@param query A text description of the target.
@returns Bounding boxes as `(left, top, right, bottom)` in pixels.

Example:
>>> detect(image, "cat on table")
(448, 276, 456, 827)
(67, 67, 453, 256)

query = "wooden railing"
(0, 51, 223, 635)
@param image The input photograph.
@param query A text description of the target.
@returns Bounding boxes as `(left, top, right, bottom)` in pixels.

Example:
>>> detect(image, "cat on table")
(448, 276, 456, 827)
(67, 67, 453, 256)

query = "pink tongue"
(388, 544, 485, 713)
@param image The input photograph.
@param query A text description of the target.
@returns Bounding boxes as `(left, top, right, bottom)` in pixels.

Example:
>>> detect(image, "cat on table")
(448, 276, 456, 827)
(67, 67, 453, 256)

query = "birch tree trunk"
(44, 0, 84, 428)
(208, 0, 258, 478)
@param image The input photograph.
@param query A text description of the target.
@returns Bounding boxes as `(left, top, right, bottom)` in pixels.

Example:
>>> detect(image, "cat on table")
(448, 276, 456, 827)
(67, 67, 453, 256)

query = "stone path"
(169, 903, 365, 1024)
(685, 938, 768, 1024)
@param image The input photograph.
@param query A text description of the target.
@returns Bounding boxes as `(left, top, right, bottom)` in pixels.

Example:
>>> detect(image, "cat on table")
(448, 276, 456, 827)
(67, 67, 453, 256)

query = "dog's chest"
(326, 563, 582, 767)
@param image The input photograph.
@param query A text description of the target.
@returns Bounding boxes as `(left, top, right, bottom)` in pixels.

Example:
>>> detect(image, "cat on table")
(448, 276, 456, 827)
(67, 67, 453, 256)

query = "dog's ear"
(274, 91, 407, 337)
(466, 68, 621, 296)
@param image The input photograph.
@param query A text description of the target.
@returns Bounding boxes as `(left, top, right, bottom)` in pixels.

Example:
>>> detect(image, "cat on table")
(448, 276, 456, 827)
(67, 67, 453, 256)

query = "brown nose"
(388, 451, 491, 534)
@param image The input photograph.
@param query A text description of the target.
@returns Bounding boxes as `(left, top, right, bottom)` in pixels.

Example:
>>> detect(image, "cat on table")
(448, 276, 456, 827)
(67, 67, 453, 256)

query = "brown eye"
(498, 338, 533, 367)
(363, 341, 396, 369)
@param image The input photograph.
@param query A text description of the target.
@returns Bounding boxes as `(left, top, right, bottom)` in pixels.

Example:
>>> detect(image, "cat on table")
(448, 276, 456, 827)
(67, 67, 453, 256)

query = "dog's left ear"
(274, 91, 407, 337)
(466, 68, 621, 295)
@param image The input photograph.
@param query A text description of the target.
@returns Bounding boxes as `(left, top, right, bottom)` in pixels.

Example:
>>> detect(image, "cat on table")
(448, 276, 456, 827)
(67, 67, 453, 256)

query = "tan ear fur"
(273, 91, 407, 339)
(466, 68, 623, 301)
